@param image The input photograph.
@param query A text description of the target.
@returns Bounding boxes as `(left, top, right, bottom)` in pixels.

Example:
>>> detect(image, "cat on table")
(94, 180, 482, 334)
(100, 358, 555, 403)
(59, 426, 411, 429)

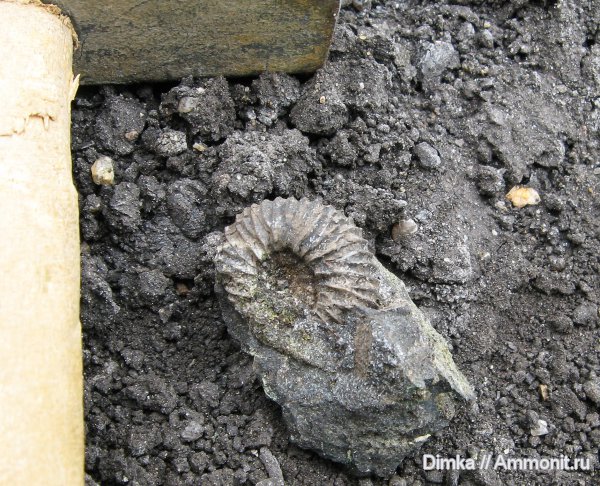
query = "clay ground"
(75, 0, 600, 484)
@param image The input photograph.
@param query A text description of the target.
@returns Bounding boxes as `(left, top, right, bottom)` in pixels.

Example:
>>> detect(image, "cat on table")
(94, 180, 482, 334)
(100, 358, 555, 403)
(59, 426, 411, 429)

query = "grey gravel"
(154, 129, 188, 156)
(418, 40, 460, 85)
(180, 421, 205, 442)
(414, 142, 442, 170)
(530, 419, 549, 436)
(583, 379, 600, 406)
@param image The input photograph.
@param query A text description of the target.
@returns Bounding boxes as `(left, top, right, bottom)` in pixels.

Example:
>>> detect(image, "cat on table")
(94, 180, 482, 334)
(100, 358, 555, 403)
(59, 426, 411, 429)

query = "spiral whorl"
(215, 197, 380, 324)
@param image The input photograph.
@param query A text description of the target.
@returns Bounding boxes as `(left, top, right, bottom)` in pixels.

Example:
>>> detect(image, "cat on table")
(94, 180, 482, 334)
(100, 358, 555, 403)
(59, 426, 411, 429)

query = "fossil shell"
(216, 197, 380, 324)
(214, 197, 475, 477)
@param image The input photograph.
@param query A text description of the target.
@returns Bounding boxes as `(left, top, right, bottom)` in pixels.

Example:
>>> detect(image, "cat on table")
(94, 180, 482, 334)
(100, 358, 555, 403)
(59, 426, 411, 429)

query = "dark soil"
(74, 1, 600, 484)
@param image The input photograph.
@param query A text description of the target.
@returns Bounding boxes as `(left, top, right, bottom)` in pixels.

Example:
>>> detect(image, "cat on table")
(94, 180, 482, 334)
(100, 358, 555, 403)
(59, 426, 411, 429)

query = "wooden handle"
(0, 1, 83, 484)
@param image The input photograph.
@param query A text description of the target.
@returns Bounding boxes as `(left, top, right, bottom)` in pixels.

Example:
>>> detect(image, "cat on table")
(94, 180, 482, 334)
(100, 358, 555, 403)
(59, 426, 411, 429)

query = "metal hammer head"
(44, 0, 340, 85)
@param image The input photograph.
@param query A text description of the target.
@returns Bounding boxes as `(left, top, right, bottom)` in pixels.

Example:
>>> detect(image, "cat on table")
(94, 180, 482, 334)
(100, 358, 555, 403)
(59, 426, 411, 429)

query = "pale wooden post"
(0, 1, 83, 484)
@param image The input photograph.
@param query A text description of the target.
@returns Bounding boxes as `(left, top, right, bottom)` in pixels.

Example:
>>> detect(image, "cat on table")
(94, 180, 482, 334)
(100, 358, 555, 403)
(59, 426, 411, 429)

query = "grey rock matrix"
(215, 197, 474, 477)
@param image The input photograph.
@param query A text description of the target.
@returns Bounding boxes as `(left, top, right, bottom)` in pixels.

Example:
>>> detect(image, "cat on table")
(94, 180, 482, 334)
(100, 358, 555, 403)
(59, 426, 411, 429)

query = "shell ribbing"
(215, 197, 380, 323)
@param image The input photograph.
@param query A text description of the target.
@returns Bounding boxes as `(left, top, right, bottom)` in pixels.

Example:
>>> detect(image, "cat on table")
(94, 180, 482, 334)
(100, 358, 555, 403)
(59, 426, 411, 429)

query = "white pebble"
(530, 419, 549, 436)
(91, 156, 115, 185)
(392, 219, 418, 241)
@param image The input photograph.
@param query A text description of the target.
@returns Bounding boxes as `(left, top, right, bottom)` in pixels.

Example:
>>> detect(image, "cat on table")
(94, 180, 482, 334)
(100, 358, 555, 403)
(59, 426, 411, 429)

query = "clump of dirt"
(75, 0, 600, 484)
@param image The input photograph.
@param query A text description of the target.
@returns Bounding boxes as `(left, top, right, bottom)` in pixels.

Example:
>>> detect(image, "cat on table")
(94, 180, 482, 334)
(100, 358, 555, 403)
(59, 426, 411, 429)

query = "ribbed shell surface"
(215, 197, 380, 323)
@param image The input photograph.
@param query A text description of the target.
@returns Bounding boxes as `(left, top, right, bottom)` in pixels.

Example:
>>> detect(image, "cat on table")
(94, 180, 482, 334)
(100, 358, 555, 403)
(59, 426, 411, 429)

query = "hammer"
(0, 1, 339, 483)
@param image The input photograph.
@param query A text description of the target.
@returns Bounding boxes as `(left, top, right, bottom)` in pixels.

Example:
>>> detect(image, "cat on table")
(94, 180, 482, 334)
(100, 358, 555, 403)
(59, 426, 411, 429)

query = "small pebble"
(419, 41, 460, 82)
(572, 302, 599, 326)
(476, 165, 504, 196)
(549, 256, 566, 272)
(180, 421, 204, 442)
(392, 219, 418, 240)
(567, 231, 586, 245)
(414, 142, 441, 169)
(84, 194, 102, 214)
(124, 129, 141, 142)
(91, 156, 115, 185)
(258, 447, 284, 486)
(478, 30, 494, 48)
(479, 252, 491, 261)
(530, 419, 549, 436)
(583, 379, 600, 405)
(506, 186, 540, 208)
(587, 413, 600, 428)
(154, 129, 188, 156)
(177, 96, 197, 114)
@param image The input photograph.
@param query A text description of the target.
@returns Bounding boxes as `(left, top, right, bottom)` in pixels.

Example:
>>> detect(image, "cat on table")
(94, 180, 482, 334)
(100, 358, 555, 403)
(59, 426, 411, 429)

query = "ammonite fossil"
(215, 197, 474, 477)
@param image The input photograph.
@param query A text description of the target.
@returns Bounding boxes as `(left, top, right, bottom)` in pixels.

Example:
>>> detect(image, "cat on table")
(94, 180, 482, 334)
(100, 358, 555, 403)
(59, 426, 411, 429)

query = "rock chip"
(137, 218, 205, 279)
(414, 142, 442, 169)
(104, 182, 142, 232)
(181, 421, 205, 442)
(148, 128, 188, 157)
(418, 40, 460, 85)
(118, 268, 170, 307)
(476, 165, 505, 196)
(572, 302, 599, 327)
(257, 448, 284, 486)
(122, 374, 178, 415)
(80, 254, 120, 330)
(166, 179, 209, 239)
(253, 73, 301, 126)
(506, 186, 540, 208)
(468, 82, 576, 184)
(323, 179, 407, 232)
(530, 419, 549, 436)
(127, 425, 163, 457)
(583, 379, 600, 405)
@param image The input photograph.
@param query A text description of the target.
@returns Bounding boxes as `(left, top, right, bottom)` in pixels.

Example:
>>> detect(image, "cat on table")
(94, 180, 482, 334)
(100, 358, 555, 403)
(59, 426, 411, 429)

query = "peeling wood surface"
(44, 0, 340, 85)
(0, 3, 83, 484)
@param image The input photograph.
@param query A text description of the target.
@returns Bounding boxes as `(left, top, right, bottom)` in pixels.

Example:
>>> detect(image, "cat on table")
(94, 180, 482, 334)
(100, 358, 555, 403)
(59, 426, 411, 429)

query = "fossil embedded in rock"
(214, 197, 475, 477)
